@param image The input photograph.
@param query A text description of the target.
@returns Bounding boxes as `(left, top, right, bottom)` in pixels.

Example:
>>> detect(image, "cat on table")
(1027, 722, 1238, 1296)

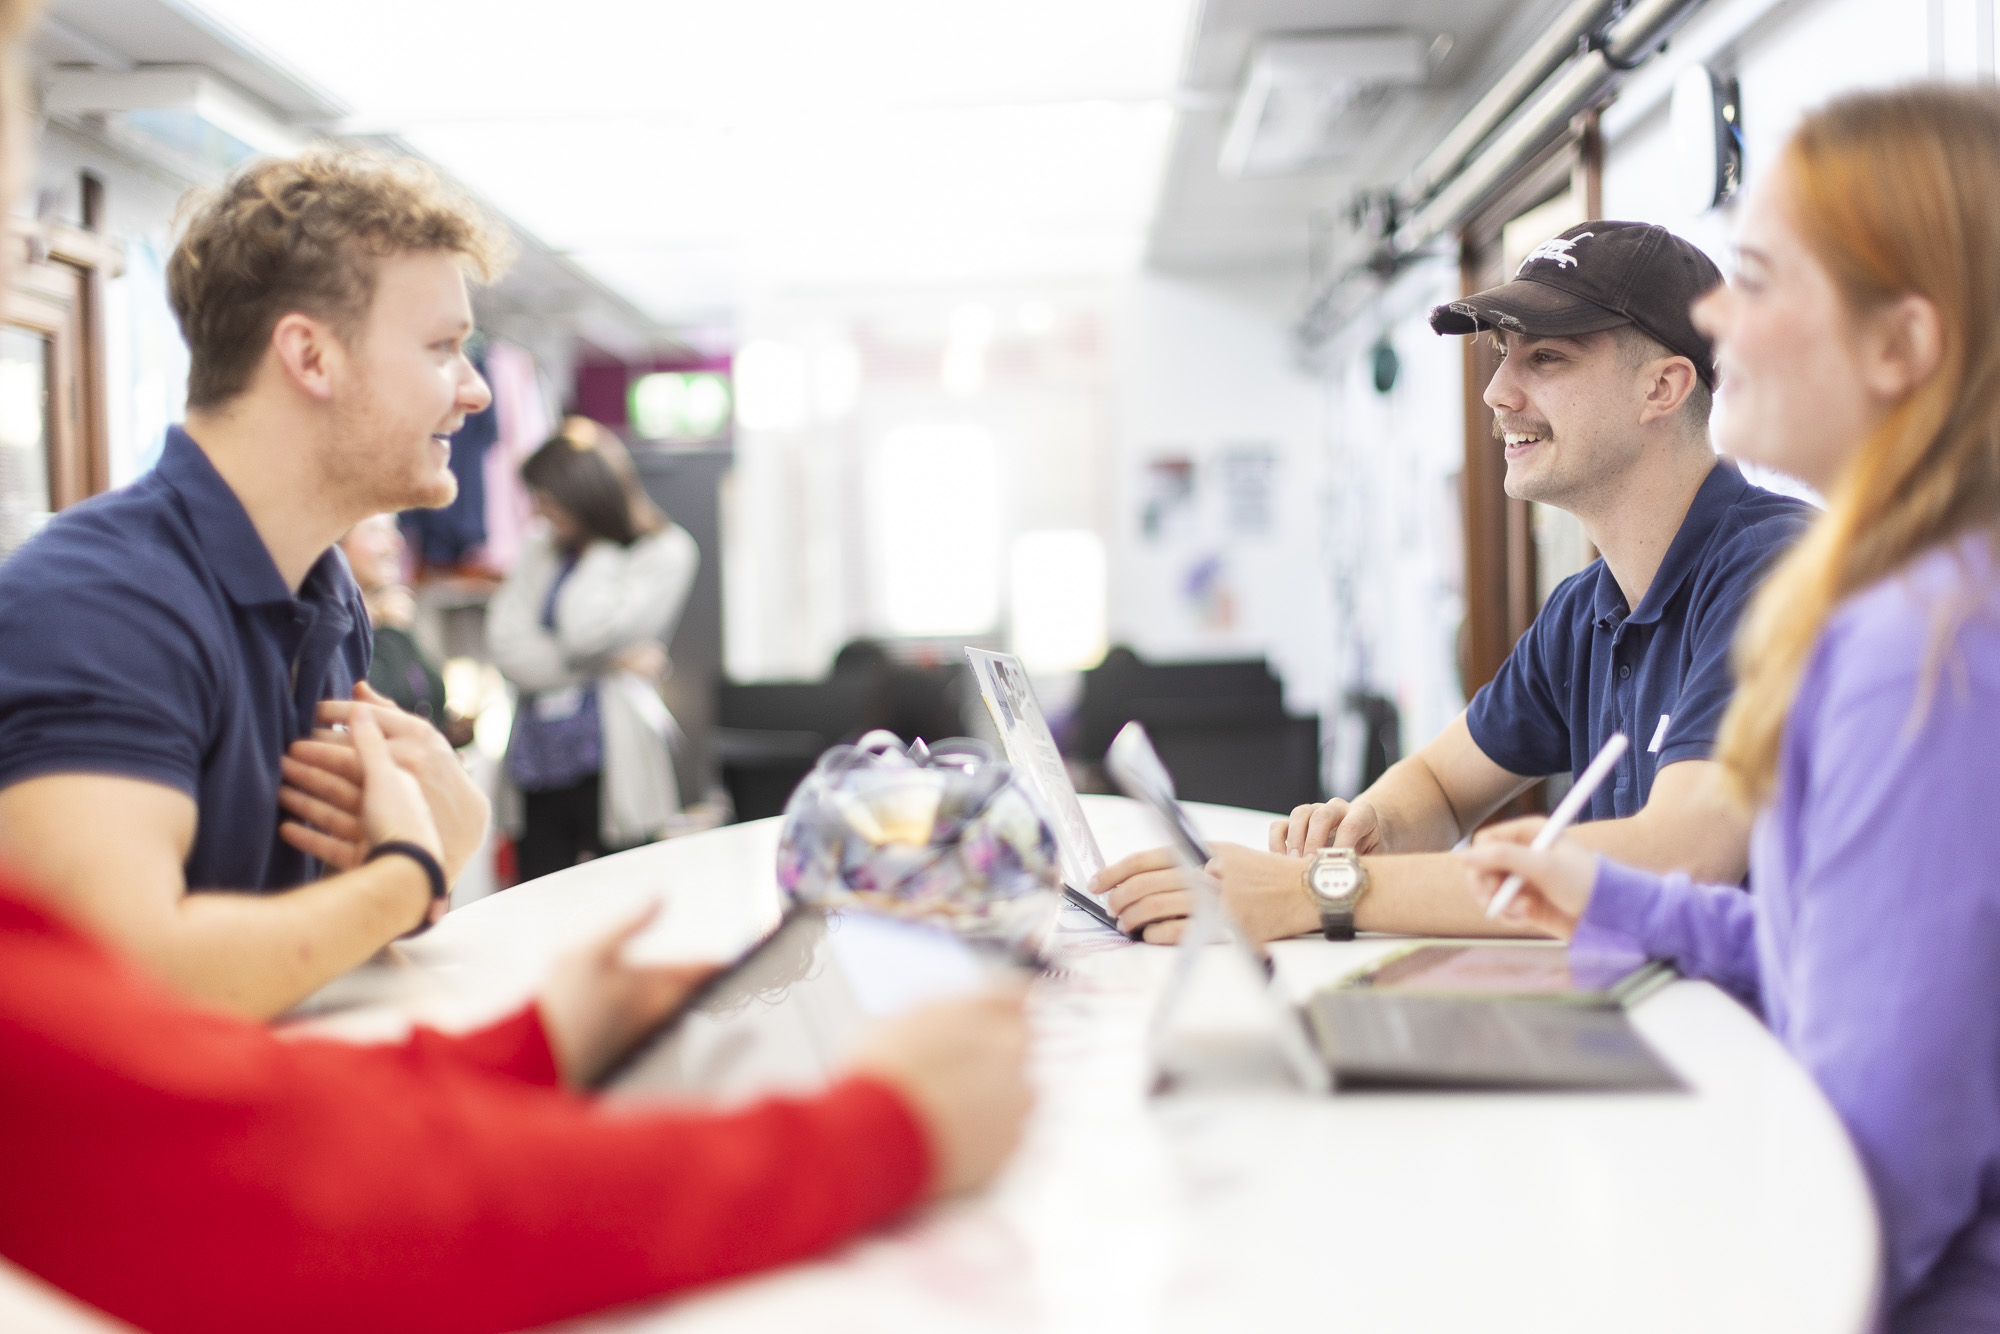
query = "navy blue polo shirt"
(1467, 461, 1813, 820)
(0, 426, 369, 891)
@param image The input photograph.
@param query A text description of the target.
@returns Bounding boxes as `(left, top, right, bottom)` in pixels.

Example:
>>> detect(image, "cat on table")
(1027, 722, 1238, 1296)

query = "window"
(870, 424, 1000, 636)
(1009, 529, 1105, 670)
(0, 326, 50, 557)
(1, 219, 120, 562)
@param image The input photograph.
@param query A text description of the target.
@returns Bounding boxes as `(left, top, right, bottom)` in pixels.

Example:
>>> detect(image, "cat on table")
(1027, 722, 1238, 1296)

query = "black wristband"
(365, 840, 448, 937)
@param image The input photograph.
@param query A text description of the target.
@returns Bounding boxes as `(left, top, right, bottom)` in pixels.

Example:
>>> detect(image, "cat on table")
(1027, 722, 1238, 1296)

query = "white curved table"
(294, 795, 1880, 1334)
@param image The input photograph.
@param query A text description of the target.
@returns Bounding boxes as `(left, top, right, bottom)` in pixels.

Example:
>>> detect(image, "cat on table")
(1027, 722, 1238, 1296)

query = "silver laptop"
(964, 648, 1120, 931)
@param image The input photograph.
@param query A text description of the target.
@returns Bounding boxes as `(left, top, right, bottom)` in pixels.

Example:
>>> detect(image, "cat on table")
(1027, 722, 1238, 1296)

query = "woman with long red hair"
(1463, 86, 2000, 1330)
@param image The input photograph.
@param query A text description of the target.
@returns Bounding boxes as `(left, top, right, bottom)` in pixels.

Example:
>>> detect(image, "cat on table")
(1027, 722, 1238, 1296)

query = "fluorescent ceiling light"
(44, 66, 304, 172)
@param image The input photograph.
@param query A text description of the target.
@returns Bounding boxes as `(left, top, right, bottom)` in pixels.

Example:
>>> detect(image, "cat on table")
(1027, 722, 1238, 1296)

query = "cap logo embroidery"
(1519, 231, 1594, 275)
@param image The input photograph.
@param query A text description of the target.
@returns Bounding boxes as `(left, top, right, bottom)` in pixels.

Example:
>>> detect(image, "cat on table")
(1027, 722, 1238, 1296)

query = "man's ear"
(267, 312, 340, 403)
(1635, 355, 1698, 428)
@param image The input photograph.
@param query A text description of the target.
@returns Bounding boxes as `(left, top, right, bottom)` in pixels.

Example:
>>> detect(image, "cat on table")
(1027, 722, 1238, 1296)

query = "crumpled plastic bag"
(776, 730, 1061, 944)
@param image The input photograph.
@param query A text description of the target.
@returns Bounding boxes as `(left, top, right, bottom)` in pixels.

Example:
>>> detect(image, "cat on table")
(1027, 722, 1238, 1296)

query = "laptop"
(964, 648, 1121, 931)
(1104, 720, 1682, 1094)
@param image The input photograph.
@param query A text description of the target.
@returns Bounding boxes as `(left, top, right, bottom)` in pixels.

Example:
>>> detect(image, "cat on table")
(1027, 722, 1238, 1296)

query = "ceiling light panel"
(1220, 32, 1430, 178)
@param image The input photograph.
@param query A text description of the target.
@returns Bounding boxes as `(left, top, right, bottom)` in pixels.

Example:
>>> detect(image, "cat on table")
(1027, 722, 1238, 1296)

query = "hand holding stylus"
(1457, 733, 1627, 937)
(1483, 733, 1627, 921)
(1459, 825, 1602, 940)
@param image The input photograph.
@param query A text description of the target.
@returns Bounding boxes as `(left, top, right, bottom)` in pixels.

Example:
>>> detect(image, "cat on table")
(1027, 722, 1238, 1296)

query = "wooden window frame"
(4, 217, 122, 513)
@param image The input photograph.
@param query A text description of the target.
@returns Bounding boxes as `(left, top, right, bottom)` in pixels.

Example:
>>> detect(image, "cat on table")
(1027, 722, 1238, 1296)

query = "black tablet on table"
(594, 906, 1033, 1103)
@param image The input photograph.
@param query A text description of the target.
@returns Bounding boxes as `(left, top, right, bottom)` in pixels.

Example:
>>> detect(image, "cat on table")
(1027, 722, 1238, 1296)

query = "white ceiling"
(41, 0, 1578, 342)
(177, 0, 1198, 329)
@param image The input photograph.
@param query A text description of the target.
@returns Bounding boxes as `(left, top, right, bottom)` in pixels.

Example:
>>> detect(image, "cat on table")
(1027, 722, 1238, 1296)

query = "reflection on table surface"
(293, 794, 1879, 1334)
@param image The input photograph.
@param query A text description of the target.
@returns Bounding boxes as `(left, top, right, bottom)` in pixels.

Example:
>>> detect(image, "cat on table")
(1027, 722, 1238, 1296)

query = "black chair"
(1073, 650, 1321, 813)
(713, 650, 975, 821)
(1132, 702, 1322, 815)
(1074, 653, 1282, 763)
(714, 679, 874, 821)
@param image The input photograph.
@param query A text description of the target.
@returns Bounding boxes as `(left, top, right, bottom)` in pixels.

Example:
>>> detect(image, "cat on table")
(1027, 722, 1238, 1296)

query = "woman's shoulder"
(639, 521, 697, 554)
(570, 524, 696, 580)
(1818, 532, 2000, 696)
(621, 523, 699, 569)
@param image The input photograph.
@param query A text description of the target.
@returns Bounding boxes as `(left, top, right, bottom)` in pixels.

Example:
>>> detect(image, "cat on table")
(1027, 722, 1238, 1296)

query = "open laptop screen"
(965, 648, 1111, 914)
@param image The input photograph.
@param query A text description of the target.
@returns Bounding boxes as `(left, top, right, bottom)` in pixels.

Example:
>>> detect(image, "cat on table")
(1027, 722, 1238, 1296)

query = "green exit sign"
(630, 371, 732, 442)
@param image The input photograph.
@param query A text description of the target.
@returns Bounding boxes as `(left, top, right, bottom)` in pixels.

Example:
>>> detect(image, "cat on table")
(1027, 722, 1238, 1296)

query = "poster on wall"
(1220, 444, 1277, 538)
(1180, 553, 1237, 631)
(1140, 454, 1196, 542)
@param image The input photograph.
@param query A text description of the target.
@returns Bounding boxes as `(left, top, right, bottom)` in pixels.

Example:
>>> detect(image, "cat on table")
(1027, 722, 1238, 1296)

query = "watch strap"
(1316, 894, 1357, 942)
(366, 840, 448, 937)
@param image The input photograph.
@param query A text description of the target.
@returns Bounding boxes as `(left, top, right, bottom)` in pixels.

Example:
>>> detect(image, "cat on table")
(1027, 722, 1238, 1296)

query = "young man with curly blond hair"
(0, 148, 511, 1015)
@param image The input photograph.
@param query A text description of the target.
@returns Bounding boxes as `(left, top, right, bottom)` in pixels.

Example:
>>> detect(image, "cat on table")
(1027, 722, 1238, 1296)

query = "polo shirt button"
(1618, 664, 1632, 680)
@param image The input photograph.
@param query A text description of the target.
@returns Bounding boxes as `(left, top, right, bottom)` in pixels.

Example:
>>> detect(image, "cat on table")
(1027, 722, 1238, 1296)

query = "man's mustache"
(1491, 416, 1553, 440)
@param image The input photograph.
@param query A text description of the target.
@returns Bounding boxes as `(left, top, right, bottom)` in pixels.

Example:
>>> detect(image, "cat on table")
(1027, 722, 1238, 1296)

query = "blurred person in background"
(1462, 86, 2000, 1332)
(338, 514, 476, 747)
(489, 417, 698, 883)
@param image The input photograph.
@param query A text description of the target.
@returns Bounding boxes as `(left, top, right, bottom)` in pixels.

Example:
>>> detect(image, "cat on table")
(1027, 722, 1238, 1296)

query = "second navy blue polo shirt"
(0, 426, 369, 892)
(1467, 461, 1813, 820)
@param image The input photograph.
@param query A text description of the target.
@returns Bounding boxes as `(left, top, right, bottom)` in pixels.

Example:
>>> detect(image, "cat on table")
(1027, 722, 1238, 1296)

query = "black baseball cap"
(1429, 221, 1723, 387)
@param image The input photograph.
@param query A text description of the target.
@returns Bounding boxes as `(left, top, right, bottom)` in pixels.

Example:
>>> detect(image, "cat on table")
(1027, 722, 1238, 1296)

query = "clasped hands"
(276, 682, 488, 925)
(1090, 794, 1604, 944)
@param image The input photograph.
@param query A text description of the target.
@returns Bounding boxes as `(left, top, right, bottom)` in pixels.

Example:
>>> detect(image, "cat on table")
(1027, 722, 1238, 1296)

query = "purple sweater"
(1575, 536, 2000, 1333)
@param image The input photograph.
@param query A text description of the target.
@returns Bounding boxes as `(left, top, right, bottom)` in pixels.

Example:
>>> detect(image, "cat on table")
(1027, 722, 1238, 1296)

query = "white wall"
(1305, 257, 1468, 796)
(1103, 273, 1331, 715)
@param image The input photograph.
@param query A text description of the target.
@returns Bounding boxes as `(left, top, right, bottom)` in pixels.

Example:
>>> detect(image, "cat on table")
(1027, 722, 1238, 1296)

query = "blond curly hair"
(167, 146, 513, 408)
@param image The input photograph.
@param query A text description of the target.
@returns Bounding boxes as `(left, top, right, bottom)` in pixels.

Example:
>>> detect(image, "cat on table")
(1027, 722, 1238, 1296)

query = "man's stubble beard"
(325, 391, 458, 520)
(1495, 418, 1573, 510)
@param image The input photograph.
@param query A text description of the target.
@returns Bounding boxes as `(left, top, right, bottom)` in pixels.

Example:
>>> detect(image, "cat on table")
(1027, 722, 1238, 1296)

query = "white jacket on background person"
(487, 522, 699, 849)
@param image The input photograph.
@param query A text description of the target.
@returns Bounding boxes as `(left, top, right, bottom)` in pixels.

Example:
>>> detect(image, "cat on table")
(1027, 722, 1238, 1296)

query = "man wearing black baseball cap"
(1099, 221, 1815, 944)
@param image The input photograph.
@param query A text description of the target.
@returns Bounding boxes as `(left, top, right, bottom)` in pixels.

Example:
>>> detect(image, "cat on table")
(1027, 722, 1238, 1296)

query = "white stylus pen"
(1484, 732, 1631, 921)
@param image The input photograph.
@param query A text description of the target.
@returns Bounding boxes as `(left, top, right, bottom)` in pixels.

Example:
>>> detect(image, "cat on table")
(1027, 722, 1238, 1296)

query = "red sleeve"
(392, 1004, 564, 1086)
(0, 888, 933, 1334)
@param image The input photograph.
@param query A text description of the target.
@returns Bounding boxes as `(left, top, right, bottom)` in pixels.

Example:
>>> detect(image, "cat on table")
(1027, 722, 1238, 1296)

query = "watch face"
(1310, 859, 1361, 903)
